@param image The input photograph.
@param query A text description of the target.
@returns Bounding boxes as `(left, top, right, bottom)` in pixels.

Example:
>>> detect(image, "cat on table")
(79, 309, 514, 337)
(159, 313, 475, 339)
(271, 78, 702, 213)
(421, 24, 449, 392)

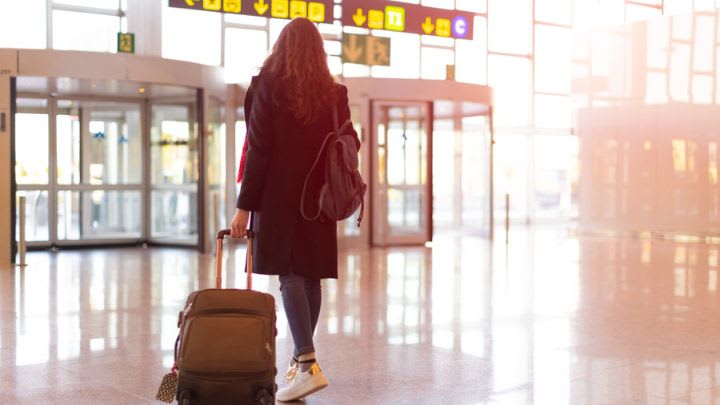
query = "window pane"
(0, 0, 46, 48)
(669, 44, 690, 102)
(225, 28, 268, 84)
(535, 0, 571, 25)
(16, 191, 50, 242)
(534, 135, 578, 218)
(488, 55, 530, 126)
(625, 4, 661, 22)
(694, 16, 715, 72)
(57, 191, 142, 240)
(151, 191, 198, 239)
(664, 0, 694, 16)
(53, 10, 120, 53)
(57, 112, 81, 185)
(162, 6, 221, 66)
(371, 32, 420, 79)
(494, 133, 528, 220)
(54, 0, 123, 10)
(535, 95, 571, 129)
(488, 0, 530, 54)
(15, 113, 49, 185)
(432, 119, 455, 227)
(456, 0, 486, 13)
(456, 17, 487, 85)
(421, 0, 454, 9)
(535, 25, 571, 94)
(421, 47, 454, 80)
(693, 0, 716, 10)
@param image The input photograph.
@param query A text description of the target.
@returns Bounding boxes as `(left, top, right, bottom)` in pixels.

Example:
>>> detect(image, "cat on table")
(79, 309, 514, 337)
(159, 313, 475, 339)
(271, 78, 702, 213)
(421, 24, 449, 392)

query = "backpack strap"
(300, 131, 335, 221)
(332, 104, 339, 132)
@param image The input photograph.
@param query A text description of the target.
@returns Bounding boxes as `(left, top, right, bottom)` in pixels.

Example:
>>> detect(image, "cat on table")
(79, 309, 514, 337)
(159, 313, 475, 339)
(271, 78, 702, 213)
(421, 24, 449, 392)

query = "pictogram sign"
(169, 0, 333, 23)
(341, 34, 391, 67)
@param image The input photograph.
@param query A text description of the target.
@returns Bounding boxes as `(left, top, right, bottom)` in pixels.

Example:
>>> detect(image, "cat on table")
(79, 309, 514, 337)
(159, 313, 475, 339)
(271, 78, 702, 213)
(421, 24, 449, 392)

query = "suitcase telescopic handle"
(215, 229, 254, 290)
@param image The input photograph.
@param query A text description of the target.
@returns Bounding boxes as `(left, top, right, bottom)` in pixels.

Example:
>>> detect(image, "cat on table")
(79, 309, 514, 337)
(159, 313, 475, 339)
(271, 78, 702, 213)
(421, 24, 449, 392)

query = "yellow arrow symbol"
(343, 35, 363, 63)
(421, 17, 435, 35)
(254, 0, 269, 15)
(185, 0, 195, 5)
(353, 8, 367, 27)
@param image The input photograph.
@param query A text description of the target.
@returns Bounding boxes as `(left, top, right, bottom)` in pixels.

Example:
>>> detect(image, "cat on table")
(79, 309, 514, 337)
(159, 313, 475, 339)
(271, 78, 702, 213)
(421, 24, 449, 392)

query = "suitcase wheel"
(178, 389, 194, 405)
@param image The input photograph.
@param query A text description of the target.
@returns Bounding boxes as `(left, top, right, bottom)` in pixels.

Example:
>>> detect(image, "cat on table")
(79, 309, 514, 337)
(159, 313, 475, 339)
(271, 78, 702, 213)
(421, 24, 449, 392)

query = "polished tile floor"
(1, 228, 720, 404)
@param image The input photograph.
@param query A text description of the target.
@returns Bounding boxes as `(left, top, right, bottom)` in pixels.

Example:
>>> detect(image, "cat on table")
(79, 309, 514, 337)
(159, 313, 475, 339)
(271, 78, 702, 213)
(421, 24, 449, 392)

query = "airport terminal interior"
(1, 0, 720, 404)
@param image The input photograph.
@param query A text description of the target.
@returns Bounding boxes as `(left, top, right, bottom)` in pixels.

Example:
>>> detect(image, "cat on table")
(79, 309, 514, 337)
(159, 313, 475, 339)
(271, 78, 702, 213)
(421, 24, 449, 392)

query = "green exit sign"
(117, 33, 135, 54)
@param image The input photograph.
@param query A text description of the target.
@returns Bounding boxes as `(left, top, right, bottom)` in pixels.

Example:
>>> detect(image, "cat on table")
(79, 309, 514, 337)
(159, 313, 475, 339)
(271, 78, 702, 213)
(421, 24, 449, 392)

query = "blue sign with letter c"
(452, 15, 468, 38)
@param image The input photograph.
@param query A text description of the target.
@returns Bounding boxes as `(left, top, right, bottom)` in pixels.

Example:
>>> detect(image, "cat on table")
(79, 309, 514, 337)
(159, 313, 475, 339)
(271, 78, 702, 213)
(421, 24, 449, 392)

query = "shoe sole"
(277, 377, 329, 402)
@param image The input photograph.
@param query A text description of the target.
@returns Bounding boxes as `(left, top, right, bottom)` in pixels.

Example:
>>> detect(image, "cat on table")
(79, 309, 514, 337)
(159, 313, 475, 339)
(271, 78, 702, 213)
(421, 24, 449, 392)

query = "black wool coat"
(236, 73, 359, 279)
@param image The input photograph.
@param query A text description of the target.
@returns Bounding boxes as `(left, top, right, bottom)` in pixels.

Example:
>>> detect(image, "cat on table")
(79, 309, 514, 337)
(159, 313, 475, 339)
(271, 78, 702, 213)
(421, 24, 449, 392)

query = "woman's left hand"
(231, 209, 250, 238)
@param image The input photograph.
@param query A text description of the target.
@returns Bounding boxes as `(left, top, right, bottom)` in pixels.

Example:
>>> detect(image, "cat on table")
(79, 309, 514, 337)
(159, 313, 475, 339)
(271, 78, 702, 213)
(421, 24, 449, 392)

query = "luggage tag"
(156, 365, 178, 403)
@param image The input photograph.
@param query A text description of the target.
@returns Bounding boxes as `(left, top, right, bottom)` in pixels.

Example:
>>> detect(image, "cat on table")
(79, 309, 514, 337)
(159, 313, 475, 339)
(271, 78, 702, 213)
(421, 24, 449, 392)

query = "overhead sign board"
(341, 34, 391, 66)
(341, 0, 475, 40)
(168, 0, 333, 23)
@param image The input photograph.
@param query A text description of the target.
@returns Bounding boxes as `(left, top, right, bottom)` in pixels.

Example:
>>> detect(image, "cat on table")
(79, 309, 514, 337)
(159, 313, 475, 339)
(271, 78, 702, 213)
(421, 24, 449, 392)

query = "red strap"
(236, 135, 249, 183)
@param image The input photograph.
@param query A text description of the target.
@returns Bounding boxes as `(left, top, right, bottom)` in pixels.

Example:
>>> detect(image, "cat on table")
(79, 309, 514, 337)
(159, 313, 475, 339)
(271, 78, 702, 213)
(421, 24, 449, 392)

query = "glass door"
(371, 101, 432, 246)
(149, 102, 199, 245)
(55, 99, 143, 242)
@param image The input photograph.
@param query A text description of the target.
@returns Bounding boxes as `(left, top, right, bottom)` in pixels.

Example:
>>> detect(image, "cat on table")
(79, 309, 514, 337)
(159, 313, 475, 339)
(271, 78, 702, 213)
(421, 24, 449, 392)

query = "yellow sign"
(203, 0, 221, 11)
(342, 33, 391, 66)
(308, 2, 325, 22)
(272, 0, 289, 18)
(421, 17, 434, 34)
(436, 17, 451, 37)
(368, 9, 384, 29)
(384, 5, 405, 31)
(366, 36, 390, 66)
(223, 0, 241, 12)
(254, 0, 269, 15)
(290, 0, 307, 18)
(352, 8, 366, 26)
(117, 32, 134, 53)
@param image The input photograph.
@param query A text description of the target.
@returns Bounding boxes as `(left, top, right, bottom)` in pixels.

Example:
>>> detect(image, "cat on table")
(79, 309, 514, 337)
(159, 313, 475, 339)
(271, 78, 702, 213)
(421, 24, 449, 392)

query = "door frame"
(370, 99, 434, 247)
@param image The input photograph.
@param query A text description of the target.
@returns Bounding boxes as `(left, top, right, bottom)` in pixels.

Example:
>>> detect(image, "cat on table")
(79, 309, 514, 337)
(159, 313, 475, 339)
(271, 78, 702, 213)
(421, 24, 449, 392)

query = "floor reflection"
(1, 228, 719, 404)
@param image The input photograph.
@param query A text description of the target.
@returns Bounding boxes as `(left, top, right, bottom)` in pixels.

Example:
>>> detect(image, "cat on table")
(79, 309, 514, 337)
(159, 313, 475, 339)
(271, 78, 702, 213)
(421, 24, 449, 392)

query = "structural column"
(0, 50, 17, 267)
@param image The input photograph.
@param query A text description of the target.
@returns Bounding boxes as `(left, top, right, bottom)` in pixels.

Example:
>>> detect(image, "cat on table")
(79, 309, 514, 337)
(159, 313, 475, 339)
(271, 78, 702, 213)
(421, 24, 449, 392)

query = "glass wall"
(55, 100, 143, 240)
(15, 99, 50, 242)
(5, 0, 720, 228)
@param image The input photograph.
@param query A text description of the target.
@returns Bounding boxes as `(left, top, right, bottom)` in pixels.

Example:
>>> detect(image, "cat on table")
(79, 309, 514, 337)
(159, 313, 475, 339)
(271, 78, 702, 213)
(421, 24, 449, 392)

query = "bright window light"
(535, 25, 571, 94)
(53, 10, 121, 53)
(489, 55, 530, 126)
(162, 5, 221, 66)
(225, 28, 268, 84)
(488, 0, 530, 54)
(0, 0, 46, 49)
(54, 0, 123, 10)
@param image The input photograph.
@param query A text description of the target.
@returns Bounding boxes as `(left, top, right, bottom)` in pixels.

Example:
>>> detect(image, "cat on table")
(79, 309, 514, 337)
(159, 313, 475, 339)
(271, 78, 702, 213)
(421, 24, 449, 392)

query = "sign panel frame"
(168, 0, 334, 24)
(341, 0, 475, 40)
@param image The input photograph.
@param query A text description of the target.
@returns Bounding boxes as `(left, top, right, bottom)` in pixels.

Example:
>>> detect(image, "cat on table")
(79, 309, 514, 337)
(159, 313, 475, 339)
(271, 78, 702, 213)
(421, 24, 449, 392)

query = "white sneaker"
(284, 358, 299, 383)
(277, 362, 329, 402)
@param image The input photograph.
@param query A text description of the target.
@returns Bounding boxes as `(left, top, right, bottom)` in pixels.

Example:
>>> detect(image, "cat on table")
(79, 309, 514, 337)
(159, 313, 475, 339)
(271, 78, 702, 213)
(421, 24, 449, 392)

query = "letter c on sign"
(452, 16, 468, 38)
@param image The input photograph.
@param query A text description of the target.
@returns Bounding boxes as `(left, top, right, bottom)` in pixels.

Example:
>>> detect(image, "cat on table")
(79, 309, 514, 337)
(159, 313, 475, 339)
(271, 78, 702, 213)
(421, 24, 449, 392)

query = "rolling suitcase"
(173, 229, 277, 405)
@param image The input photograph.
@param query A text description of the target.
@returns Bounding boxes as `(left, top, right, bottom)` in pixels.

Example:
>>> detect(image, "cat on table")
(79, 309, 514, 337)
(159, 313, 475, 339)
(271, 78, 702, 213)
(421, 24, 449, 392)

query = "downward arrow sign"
(343, 35, 363, 63)
(353, 8, 367, 27)
(185, 0, 195, 5)
(254, 0, 269, 15)
(422, 17, 435, 35)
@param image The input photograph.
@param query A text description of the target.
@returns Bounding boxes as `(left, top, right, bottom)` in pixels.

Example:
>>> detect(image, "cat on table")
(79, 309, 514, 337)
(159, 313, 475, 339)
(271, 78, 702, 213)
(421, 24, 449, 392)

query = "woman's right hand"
(231, 209, 250, 238)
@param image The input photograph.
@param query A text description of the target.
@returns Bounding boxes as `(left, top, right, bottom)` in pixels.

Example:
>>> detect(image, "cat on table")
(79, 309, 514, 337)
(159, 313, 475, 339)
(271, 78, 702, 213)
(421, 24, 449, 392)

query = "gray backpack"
(300, 106, 367, 226)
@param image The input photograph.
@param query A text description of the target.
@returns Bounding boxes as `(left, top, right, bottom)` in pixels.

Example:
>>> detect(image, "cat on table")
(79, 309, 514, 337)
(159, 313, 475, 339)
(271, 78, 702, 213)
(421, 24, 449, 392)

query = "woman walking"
(230, 17, 359, 402)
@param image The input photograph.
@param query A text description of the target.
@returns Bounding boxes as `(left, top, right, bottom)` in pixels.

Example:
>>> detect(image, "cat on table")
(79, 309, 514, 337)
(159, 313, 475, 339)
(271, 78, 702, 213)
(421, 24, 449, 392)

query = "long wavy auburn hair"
(260, 18, 337, 125)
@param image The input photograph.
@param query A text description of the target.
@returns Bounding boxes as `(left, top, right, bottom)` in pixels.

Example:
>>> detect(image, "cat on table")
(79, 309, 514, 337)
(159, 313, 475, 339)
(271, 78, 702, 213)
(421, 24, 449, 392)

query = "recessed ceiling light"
(138, 87, 146, 94)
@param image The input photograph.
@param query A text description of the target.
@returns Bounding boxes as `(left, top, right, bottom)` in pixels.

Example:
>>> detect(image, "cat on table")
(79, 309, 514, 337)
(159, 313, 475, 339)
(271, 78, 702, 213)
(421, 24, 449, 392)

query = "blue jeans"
(279, 272, 321, 357)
